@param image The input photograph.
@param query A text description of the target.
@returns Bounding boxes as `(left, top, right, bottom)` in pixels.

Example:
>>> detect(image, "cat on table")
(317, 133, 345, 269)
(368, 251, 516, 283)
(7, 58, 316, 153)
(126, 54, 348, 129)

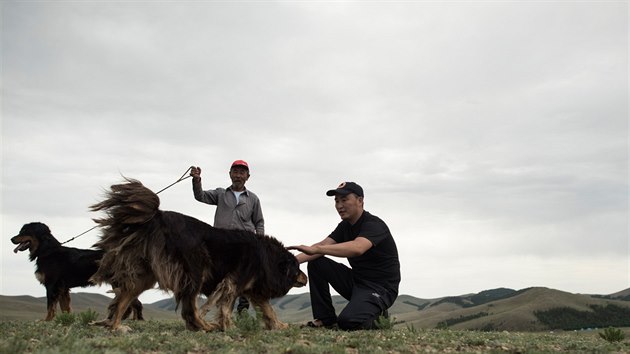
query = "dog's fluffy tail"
(91, 178, 159, 227)
(90, 178, 160, 285)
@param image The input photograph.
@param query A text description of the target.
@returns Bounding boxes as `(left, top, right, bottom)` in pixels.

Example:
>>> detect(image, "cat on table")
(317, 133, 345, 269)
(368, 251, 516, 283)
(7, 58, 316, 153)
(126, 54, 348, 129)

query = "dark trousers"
(307, 257, 396, 330)
(236, 296, 249, 312)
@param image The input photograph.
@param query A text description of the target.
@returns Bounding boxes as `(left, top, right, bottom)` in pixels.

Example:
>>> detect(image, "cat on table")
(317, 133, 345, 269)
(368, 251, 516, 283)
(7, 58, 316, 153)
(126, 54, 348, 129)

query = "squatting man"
(289, 181, 401, 330)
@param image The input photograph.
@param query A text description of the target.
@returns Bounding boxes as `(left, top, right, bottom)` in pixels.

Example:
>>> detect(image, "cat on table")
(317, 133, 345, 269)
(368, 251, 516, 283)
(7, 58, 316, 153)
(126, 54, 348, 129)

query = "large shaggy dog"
(89, 178, 307, 332)
(11, 222, 144, 321)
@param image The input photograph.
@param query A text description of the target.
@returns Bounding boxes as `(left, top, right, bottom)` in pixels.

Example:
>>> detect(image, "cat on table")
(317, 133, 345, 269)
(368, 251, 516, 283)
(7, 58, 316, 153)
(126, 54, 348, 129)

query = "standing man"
(190, 160, 265, 312)
(289, 182, 400, 330)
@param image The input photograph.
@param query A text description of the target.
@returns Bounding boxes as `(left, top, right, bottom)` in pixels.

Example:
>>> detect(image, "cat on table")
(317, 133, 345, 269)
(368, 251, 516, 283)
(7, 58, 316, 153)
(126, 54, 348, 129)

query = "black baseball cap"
(326, 182, 364, 197)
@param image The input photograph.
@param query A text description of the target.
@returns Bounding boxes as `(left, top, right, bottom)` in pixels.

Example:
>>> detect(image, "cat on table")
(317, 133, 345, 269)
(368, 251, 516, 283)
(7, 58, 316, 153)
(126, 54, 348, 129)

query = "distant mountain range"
(2, 287, 628, 331)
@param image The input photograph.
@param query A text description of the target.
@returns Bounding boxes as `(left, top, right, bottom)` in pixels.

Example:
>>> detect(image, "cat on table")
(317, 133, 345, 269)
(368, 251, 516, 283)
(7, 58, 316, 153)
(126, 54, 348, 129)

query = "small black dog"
(11, 222, 143, 321)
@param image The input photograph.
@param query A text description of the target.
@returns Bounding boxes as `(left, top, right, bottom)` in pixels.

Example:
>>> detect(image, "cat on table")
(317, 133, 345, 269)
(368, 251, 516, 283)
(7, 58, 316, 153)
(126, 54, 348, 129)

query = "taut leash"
(60, 167, 192, 245)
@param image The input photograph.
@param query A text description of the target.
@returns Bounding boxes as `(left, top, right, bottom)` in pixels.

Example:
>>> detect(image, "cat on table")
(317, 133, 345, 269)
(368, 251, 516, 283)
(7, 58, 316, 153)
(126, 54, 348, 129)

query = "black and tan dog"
(90, 178, 307, 332)
(11, 222, 144, 321)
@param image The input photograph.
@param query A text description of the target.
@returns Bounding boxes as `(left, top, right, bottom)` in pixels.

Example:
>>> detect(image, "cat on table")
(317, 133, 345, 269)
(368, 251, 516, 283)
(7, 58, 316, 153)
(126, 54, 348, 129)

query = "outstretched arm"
(288, 237, 336, 264)
(288, 236, 372, 263)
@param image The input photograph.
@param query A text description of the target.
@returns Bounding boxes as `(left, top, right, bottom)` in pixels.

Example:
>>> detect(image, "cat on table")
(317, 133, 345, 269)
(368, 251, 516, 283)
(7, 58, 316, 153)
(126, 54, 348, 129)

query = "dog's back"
(38, 245, 103, 288)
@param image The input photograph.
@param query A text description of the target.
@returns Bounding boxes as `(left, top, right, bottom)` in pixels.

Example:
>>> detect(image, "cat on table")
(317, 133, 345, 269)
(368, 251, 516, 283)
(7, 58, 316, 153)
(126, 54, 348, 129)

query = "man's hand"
(287, 245, 319, 256)
(190, 166, 202, 180)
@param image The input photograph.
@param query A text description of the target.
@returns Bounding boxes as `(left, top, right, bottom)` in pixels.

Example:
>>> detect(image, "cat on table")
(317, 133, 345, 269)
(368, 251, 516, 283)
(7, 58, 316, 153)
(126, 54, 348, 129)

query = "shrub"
(234, 310, 261, 332)
(55, 312, 76, 326)
(78, 309, 99, 325)
(599, 327, 625, 343)
(374, 315, 395, 330)
(436, 321, 449, 330)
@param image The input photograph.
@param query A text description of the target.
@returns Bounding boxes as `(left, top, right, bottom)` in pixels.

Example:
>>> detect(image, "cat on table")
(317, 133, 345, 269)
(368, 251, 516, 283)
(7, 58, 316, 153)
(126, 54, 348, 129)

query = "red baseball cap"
(231, 160, 249, 170)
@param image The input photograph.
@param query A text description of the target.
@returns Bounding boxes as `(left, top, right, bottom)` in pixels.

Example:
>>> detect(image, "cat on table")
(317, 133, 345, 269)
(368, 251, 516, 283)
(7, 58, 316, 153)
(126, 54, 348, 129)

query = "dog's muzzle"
(294, 270, 308, 287)
(11, 236, 31, 253)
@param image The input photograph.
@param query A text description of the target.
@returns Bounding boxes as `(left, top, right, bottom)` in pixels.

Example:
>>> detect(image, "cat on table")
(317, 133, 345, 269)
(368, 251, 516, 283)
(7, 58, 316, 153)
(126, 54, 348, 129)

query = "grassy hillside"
(2, 287, 628, 332)
(1, 317, 629, 353)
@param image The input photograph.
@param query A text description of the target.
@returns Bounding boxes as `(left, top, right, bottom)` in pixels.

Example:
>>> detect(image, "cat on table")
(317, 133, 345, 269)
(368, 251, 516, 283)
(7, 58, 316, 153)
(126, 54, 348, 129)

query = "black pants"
(307, 257, 396, 330)
(236, 296, 249, 312)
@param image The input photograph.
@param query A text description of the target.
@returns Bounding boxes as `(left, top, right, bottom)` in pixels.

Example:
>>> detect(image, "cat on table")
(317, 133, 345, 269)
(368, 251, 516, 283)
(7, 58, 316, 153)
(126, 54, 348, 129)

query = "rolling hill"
(0, 293, 180, 322)
(396, 287, 630, 331)
(2, 287, 628, 331)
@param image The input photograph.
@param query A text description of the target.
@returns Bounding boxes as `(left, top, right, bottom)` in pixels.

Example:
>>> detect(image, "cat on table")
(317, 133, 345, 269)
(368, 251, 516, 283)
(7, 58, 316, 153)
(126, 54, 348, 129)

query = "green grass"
(1, 317, 629, 353)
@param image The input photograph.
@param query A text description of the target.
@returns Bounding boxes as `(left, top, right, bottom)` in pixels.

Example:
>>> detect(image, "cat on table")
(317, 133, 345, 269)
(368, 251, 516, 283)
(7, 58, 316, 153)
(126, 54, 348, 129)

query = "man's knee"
(306, 257, 326, 273)
(337, 313, 373, 331)
(337, 313, 360, 330)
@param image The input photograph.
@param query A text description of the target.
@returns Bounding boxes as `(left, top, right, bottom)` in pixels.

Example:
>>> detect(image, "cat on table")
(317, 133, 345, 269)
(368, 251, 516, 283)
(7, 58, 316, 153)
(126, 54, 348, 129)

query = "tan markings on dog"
(35, 272, 45, 284)
(295, 272, 308, 287)
(59, 289, 71, 313)
(200, 276, 239, 331)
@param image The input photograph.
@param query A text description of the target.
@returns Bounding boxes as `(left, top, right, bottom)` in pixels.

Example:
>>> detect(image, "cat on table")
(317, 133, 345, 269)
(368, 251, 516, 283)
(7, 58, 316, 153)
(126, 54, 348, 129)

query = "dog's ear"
(33, 223, 52, 236)
(20, 222, 52, 237)
(280, 255, 299, 280)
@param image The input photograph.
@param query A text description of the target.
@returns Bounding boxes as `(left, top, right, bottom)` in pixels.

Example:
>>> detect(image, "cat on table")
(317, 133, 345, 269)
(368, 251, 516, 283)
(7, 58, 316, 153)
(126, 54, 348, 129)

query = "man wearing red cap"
(190, 160, 265, 312)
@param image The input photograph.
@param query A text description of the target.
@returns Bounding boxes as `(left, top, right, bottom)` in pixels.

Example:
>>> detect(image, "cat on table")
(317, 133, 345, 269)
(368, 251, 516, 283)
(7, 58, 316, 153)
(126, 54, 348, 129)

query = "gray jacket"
(193, 180, 264, 234)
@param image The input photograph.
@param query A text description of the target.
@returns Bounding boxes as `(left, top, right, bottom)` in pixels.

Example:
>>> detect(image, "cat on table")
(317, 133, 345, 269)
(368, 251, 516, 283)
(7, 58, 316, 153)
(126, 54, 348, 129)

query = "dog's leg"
(121, 305, 132, 321)
(211, 278, 238, 331)
(179, 290, 215, 332)
(200, 279, 220, 319)
(109, 289, 143, 321)
(199, 296, 213, 319)
(92, 295, 120, 328)
(253, 299, 288, 330)
(59, 289, 72, 314)
(107, 291, 138, 333)
(199, 292, 219, 319)
(93, 290, 139, 332)
(91, 298, 117, 327)
(130, 298, 144, 321)
(215, 293, 237, 331)
(44, 287, 59, 321)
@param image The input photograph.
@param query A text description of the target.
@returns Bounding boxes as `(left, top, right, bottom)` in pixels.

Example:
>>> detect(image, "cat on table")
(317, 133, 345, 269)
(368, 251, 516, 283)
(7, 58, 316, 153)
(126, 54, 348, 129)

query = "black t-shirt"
(329, 211, 400, 293)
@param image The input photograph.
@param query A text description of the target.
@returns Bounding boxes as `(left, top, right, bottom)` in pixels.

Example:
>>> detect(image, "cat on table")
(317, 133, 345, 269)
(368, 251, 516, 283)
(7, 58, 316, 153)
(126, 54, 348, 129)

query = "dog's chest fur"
(35, 271, 46, 284)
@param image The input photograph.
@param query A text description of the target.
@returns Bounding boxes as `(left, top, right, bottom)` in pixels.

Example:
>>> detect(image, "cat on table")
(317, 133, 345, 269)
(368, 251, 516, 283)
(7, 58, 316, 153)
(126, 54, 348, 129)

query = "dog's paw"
(268, 321, 289, 330)
(114, 325, 132, 333)
(202, 322, 223, 332)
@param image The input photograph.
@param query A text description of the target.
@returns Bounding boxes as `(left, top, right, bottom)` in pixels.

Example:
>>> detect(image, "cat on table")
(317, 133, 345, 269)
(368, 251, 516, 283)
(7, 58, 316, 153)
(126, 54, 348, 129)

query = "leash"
(60, 167, 193, 245)
(154, 167, 192, 194)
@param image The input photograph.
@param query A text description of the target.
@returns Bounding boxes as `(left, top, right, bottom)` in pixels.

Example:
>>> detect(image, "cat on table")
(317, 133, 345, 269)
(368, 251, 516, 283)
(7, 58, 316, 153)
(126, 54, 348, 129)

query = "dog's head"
(11, 222, 61, 261)
(284, 255, 308, 289)
(295, 269, 308, 288)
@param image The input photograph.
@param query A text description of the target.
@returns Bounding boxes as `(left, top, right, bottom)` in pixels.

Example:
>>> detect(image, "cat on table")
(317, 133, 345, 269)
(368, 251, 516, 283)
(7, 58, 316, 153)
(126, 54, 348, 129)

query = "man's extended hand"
(287, 245, 318, 255)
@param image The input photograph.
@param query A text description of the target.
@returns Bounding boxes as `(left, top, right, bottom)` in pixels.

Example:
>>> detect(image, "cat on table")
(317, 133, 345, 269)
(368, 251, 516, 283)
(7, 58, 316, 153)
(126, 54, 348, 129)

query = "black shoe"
(302, 319, 337, 329)
(236, 298, 250, 313)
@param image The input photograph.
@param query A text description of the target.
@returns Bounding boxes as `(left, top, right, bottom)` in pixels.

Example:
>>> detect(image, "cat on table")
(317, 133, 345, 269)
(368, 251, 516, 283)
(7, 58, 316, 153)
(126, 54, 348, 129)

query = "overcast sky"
(1, 1, 628, 304)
